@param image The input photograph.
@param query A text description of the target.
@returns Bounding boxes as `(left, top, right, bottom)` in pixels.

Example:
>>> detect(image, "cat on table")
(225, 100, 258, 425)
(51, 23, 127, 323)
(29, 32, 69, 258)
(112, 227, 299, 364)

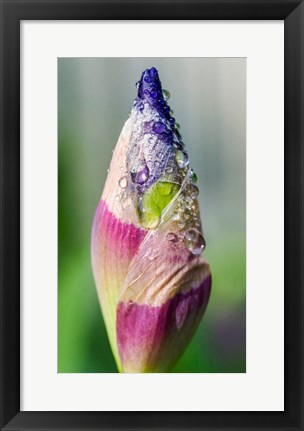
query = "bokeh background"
(58, 58, 246, 373)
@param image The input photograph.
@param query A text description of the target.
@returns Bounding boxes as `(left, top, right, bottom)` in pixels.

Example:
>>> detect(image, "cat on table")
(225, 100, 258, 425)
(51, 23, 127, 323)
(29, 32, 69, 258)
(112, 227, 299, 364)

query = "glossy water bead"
(119, 176, 128, 189)
(162, 89, 170, 101)
(131, 164, 149, 185)
(187, 169, 198, 184)
(175, 150, 189, 168)
(183, 229, 206, 255)
(153, 121, 166, 134)
(150, 90, 158, 99)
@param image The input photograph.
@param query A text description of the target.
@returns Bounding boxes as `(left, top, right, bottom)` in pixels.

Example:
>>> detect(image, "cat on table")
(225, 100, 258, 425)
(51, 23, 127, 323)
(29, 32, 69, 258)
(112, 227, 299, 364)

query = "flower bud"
(91, 67, 211, 372)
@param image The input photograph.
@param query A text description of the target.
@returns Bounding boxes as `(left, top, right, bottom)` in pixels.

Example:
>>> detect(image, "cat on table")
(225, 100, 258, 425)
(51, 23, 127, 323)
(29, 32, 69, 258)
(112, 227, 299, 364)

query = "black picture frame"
(1, 1, 303, 430)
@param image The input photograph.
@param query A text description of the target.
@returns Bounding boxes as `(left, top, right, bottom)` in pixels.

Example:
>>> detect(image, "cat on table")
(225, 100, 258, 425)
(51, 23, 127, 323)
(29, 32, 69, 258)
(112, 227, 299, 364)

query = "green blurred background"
(58, 58, 246, 373)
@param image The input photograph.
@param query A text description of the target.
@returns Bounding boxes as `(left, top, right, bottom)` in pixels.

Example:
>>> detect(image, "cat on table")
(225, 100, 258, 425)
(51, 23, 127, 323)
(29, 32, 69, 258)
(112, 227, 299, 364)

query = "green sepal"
(137, 181, 180, 229)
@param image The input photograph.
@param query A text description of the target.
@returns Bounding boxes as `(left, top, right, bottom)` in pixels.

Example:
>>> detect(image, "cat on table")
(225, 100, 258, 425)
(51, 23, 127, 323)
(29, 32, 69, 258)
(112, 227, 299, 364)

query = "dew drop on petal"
(187, 168, 199, 184)
(191, 172, 198, 184)
(183, 229, 206, 255)
(131, 164, 150, 185)
(191, 185, 199, 197)
(153, 121, 166, 134)
(162, 89, 170, 101)
(119, 176, 128, 189)
(137, 196, 145, 213)
(173, 142, 184, 150)
(171, 212, 180, 221)
(175, 150, 189, 168)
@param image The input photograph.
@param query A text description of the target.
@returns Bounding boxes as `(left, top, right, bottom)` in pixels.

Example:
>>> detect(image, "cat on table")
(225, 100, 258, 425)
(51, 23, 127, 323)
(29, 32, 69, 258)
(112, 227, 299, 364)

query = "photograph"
(58, 58, 246, 373)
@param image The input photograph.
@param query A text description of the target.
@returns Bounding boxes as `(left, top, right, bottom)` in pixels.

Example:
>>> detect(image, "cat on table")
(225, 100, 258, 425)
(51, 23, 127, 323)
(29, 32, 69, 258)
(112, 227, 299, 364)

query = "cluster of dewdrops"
(113, 73, 206, 256)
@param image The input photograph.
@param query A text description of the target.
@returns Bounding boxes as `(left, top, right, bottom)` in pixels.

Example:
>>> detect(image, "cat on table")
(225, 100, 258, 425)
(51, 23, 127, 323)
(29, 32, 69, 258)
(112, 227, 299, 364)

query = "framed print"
(0, 1, 303, 430)
(58, 57, 246, 375)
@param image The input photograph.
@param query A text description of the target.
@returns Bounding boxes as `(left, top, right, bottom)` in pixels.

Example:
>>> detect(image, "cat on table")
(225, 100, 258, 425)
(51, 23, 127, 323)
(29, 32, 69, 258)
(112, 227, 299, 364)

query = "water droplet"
(137, 196, 145, 212)
(115, 194, 120, 202)
(175, 150, 189, 168)
(166, 166, 174, 174)
(191, 185, 199, 197)
(150, 90, 158, 99)
(107, 168, 110, 174)
(191, 173, 198, 184)
(171, 212, 180, 221)
(135, 81, 140, 89)
(119, 176, 128, 189)
(174, 141, 184, 150)
(178, 221, 186, 229)
(153, 121, 166, 134)
(154, 160, 160, 168)
(170, 109, 174, 115)
(144, 75, 152, 83)
(175, 123, 181, 130)
(131, 164, 149, 185)
(162, 89, 170, 101)
(183, 229, 206, 255)
(166, 232, 179, 243)
(187, 169, 199, 184)
(169, 117, 176, 126)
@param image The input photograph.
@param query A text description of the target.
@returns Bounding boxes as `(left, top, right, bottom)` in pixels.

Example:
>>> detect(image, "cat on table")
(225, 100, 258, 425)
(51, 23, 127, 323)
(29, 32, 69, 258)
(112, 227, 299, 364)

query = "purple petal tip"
(136, 68, 172, 119)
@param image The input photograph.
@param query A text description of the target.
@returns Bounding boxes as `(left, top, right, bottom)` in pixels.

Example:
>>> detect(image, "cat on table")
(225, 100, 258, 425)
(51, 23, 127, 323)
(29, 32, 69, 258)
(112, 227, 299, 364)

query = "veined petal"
(117, 225, 211, 372)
